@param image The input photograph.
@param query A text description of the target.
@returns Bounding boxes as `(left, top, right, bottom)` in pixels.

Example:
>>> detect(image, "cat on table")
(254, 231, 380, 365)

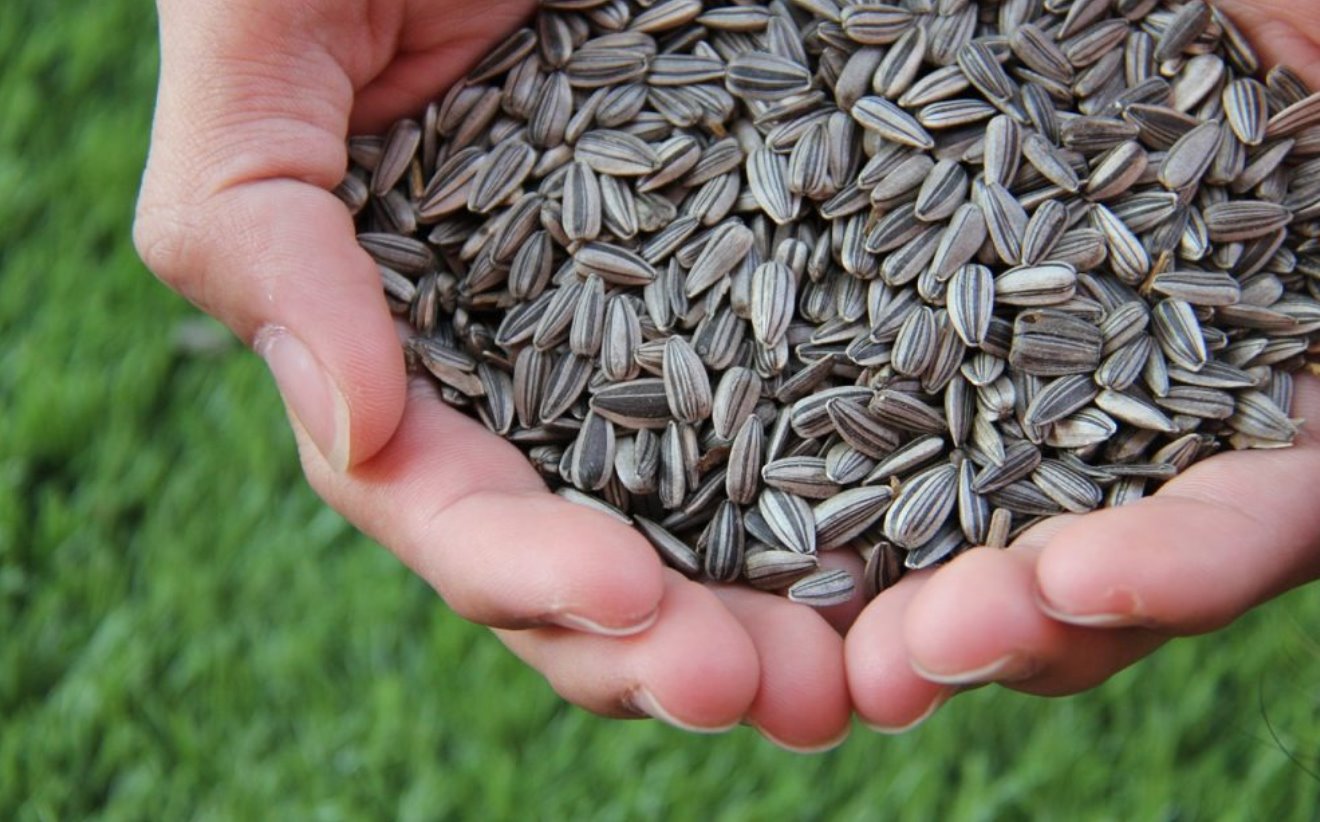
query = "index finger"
(298, 377, 667, 636)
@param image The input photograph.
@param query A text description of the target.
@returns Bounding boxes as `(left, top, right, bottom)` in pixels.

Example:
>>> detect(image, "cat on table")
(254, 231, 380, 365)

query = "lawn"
(2, 1, 1319, 818)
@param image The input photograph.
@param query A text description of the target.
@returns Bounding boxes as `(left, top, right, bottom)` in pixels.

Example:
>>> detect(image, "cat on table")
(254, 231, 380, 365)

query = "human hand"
(133, 0, 854, 750)
(844, 0, 1320, 732)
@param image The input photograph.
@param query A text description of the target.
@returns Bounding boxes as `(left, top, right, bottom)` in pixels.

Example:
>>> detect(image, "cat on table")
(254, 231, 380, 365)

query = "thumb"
(134, 0, 405, 470)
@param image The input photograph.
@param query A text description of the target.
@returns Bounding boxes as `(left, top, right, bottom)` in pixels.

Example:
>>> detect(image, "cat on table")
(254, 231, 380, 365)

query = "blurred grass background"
(2, 1, 1320, 818)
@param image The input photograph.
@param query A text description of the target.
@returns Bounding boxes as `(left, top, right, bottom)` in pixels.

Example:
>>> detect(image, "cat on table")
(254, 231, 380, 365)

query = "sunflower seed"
(686, 221, 754, 296)
(726, 51, 813, 100)
(697, 501, 743, 582)
(746, 148, 799, 224)
(824, 398, 899, 459)
(711, 366, 762, 441)
(1091, 203, 1151, 284)
(841, 5, 914, 45)
(1223, 78, 1268, 146)
(981, 181, 1028, 265)
(697, 5, 770, 31)
(557, 487, 633, 524)
(566, 47, 649, 88)
(870, 389, 948, 434)
(852, 97, 936, 149)
(632, 516, 699, 576)
(995, 262, 1077, 307)
(787, 568, 856, 607)
(759, 488, 817, 554)
(1152, 298, 1209, 371)
(928, 203, 989, 281)
(660, 335, 712, 424)
(721, 415, 764, 506)
(1229, 390, 1297, 442)
(823, 443, 874, 485)
(562, 161, 602, 243)
(865, 435, 945, 486)
(569, 411, 617, 491)
(1266, 91, 1320, 138)
(1154, 0, 1211, 63)
(813, 487, 894, 551)
(1095, 388, 1178, 432)
(576, 130, 660, 176)
(540, 351, 593, 422)
(1158, 121, 1221, 191)
(1032, 459, 1103, 513)
(1009, 308, 1103, 375)
(750, 261, 796, 345)
(357, 233, 435, 274)
(468, 140, 535, 213)
(1150, 269, 1242, 307)
(1023, 373, 1097, 427)
(1169, 360, 1257, 389)
(1203, 201, 1293, 242)
(745, 549, 818, 590)
(873, 26, 928, 99)
(1085, 141, 1148, 201)
(883, 461, 958, 549)
(904, 522, 967, 570)
(1022, 133, 1082, 193)
(589, 378, 672, 428)
(575, 241, 657, 285)
(1096, 332, 1152, 390)
(1010, 23, 1074, 84)
(1155, 385, 1236, 419)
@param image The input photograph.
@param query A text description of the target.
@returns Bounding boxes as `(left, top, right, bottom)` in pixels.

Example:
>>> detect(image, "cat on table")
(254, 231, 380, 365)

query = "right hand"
(842, 0, 1320, 731)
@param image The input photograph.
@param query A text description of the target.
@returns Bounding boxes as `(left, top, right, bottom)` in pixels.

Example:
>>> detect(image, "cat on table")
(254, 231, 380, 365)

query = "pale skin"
(135, 0, 1320, 751)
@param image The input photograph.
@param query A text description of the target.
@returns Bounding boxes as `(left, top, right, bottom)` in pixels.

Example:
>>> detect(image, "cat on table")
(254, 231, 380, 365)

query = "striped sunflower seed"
(883, 461, 958, 549)
(759, 488, 817, 555)
(745, 549, 818, 590)
(787, 568, 856, 607)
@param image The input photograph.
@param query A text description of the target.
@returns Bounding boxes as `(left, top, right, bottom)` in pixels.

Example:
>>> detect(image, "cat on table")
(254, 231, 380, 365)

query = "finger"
(1217, 0, 1320, 87)
(1036, 375, 1320, 634)
(497, 572, 760, 731)
(295, 378, 666, 635)
(711, 588, 851, 752)
(136, 1, 405, 469)
(900, 530, 1164, 695)
(845, 570, 957, 733)
(902, 517, 1076, 684)
(348, 1, 537, 132)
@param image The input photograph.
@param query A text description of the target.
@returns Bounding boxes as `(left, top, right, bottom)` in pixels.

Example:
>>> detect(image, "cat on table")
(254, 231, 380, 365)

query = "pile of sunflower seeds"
(339, 0, 1320, 608)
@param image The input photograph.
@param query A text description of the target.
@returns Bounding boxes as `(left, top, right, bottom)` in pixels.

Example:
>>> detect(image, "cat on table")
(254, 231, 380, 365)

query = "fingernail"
(549, 607, 659, 637)
(256, 326, 351, 471)
(864, 689, 955, 734)
(911, 653, 1037, 685)
(750, 721, 851, 754)
(1036, 586, 1144, 627)
(626, 687, 738, 734)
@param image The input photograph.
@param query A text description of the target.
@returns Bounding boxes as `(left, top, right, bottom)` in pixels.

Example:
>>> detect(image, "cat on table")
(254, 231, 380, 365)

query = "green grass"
(3, 1, 1320, 818)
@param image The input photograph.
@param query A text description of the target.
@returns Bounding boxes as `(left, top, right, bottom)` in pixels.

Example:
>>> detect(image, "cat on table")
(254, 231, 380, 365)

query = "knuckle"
(132, 178, 227, 319)
(133, 188, 196, 290)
